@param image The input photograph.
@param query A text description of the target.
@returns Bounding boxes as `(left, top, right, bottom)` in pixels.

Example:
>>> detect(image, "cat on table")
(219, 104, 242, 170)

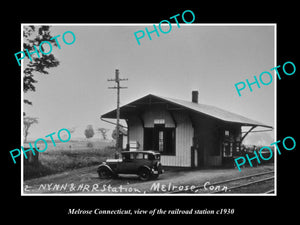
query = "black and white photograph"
(4, 5, 298, 220)
(20, 24, 276, 195)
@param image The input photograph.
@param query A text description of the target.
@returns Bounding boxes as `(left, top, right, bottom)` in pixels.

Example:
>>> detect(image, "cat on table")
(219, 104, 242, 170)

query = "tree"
(22, 26, 59, 164)
(23, 116, 39, 164)
(23, 117, 39, 142)
(23, 25, 60, 105)
(84, 125, 94, 139)
(97, 128, 109, 140)
(84, 125, 94, 147)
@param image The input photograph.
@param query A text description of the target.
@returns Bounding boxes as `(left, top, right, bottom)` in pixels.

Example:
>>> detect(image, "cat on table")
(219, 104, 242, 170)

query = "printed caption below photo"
(68, 208, 235, 216)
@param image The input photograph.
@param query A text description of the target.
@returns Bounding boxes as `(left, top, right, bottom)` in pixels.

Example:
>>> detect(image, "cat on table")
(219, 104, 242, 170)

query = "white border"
(274, 24, 277, 196)
(21, 24, 24, 195)
(21, 23, 277, 196)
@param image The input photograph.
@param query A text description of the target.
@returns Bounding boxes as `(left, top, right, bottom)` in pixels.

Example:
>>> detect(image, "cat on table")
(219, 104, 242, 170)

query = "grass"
(23, 140, 116, 180)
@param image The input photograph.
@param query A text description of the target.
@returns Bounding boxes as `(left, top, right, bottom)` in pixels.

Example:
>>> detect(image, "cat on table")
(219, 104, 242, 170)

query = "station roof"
(101, 94, 273, 128)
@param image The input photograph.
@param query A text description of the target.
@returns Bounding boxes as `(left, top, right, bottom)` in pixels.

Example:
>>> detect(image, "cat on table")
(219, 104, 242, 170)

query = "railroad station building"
(101, 91, 272, 168)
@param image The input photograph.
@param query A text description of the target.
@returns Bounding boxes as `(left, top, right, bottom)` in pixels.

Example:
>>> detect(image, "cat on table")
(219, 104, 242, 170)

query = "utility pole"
(108, 69, 128, 157)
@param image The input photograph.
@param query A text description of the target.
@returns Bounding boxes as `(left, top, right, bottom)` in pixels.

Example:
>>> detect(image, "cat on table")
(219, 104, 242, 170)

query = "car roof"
(121, 150, 159, 155)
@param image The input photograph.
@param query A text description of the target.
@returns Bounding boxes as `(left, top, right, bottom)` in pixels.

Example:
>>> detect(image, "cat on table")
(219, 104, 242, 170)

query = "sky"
(23, 24, 275, 143)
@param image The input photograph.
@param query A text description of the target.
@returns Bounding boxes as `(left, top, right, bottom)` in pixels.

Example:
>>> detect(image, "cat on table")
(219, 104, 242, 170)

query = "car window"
(151, 154, 160, 160)
(136, 153, 143, 159)
(122, 153, 130, 160)
(148, 154, 154, 160)
(144, 154, 149, 159)
(129, 153, 135, 160)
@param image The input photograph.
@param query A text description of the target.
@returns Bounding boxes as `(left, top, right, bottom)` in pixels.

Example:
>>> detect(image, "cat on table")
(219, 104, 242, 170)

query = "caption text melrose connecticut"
(67, 208, 234, 215)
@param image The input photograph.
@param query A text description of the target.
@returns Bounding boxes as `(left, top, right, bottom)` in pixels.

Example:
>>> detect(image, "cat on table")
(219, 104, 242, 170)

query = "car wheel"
(138, 168, 151, 181)
(98, 167, 113, 179)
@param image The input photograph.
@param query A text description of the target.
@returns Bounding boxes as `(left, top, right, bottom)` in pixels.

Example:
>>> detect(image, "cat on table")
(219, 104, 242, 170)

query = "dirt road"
(23, 164, 274, 195)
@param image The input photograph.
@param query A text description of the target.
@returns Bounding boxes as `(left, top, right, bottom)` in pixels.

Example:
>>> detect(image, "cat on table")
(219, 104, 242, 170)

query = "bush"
(87, 142, 93, 148)
(24, 145, 116, 180)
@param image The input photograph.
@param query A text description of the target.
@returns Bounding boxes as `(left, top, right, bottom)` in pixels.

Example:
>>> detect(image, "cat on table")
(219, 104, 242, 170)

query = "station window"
(136, 153, 144, 159)
(158, 131, 164, 152)
(144, 126, 176, 155)
(225, 130, 230, 136)
(223, 142, 233, 157)
(129, 153, 135, 160)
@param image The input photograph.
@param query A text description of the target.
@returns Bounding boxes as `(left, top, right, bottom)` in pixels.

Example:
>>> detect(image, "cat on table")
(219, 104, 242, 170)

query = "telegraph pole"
(108, 69, 128, 156)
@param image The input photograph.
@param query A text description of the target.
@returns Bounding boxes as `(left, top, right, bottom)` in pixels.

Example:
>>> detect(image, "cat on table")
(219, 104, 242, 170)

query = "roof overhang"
(101, 94, 273, 129)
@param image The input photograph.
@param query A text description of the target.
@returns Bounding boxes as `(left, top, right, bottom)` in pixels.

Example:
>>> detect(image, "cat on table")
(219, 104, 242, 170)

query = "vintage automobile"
(97, 151, 163, 181)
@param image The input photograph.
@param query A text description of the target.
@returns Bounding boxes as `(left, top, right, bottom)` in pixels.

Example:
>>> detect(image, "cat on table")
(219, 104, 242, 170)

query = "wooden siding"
(192, 113, 222, 167)
(127, 115, 143, 150)
(160, 111, 193, 167)
(142, 106, 175, 128)
(206, 155, 222, 166)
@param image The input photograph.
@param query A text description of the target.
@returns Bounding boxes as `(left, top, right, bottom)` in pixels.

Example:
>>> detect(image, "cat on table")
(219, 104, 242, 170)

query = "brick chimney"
(192, 90, 199, 103)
